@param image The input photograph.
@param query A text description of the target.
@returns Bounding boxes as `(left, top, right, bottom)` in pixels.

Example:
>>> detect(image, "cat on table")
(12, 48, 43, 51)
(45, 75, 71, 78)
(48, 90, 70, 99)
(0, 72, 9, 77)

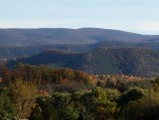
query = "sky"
(0, 0, 159, 34)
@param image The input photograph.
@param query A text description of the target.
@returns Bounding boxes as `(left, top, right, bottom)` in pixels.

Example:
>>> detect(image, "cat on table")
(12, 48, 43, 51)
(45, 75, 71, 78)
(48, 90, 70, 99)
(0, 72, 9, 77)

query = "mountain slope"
(6, 47, 159, 77)
(1, 28, 159, 61)
(0, 28, 159, 45)
(2, 40, 159, 61)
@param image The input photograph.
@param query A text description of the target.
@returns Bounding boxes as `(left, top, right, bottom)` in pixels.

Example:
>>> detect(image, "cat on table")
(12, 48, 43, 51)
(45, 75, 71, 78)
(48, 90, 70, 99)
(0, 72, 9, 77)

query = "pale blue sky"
(0, 0, 159, 34)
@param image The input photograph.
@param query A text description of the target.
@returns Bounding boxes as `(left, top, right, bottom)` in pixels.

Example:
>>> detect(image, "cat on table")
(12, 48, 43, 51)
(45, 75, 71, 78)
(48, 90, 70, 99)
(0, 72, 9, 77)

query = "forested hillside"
(6, 47, 159, 77)
(1, 28, 159, 61)
(2, 28, 159, 119)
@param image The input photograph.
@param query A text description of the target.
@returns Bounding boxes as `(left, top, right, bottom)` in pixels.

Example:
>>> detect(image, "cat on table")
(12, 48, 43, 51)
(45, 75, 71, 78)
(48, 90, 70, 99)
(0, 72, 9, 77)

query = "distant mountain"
(6, 47, 159, 77)
(2, 27, 159, 69)
(2, 40, 159, 61)
(1, 28, 159, 60)
(0, 28, 159, 46)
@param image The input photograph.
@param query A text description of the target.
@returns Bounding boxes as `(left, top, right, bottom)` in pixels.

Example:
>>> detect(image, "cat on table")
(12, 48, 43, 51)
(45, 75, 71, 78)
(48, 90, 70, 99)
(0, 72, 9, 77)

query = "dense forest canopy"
(0, 64, 159, 119)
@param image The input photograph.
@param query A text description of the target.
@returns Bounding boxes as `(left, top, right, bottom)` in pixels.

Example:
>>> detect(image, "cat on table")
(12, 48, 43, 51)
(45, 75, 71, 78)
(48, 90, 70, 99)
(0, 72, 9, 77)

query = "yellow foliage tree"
(7, 79, 37, 119)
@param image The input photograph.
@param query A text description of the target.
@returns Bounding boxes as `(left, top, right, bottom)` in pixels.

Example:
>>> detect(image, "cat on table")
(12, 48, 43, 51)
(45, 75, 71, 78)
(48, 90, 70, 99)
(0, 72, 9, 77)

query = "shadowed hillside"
(6, 47, 159, 77)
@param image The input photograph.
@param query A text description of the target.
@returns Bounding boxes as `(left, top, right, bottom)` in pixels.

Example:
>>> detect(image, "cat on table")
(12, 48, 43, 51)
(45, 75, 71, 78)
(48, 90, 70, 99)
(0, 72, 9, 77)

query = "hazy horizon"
(0, 27, 157, 35)
(1, 0, 159, 34)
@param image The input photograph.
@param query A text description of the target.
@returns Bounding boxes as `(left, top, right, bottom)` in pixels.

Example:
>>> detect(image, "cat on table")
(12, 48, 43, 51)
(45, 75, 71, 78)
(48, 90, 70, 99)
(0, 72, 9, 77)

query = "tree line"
(0, 63, 159, 119)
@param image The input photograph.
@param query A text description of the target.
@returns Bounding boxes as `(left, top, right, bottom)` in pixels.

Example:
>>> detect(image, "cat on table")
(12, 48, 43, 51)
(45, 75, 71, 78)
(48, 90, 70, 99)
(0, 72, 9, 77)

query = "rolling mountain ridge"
(2, 28, 159, 78)
(1, 28, 159, 60)
(0, 28, 159, 45)
(6, 47, 159, 77)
